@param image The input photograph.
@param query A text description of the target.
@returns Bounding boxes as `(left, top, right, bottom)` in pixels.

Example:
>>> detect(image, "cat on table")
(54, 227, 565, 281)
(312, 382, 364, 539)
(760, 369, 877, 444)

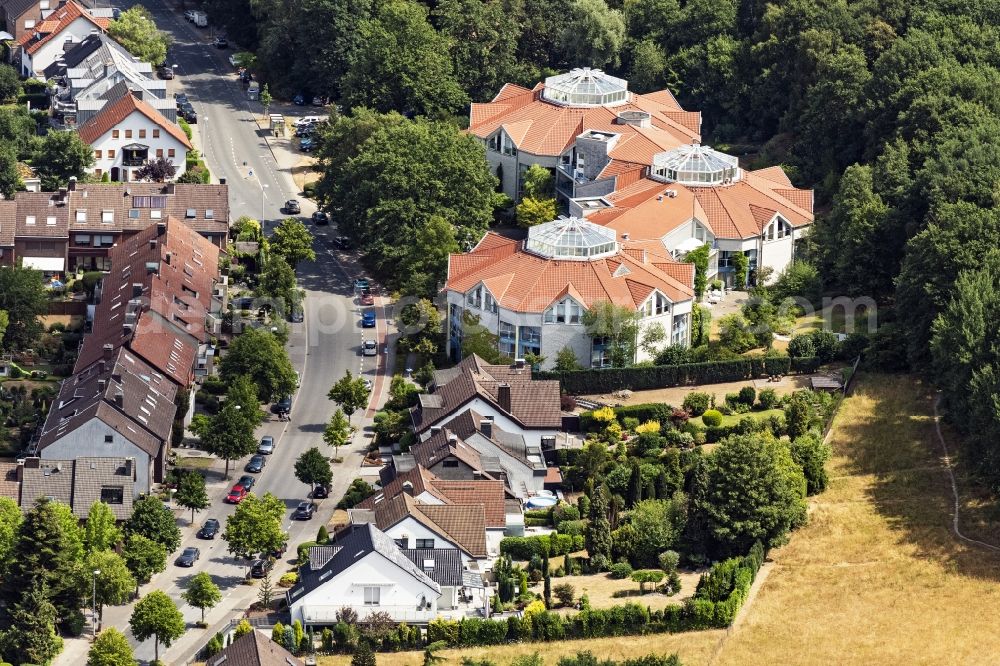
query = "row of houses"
(2, 0, 192, 181)
(443, 68, 815, 369)
(288, 354, 570, 626)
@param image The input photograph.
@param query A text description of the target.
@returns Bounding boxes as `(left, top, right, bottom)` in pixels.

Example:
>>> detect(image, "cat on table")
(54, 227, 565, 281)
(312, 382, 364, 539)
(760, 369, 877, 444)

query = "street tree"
(257, 568, 275, 606)
(220, 327, 297, 402)
(88, 627, 135, 666)
(260, 83, 272, 118)
(108, 7, 170, 65)
(134, 157, 177, 182)
(323, 408, 352, 460)
(84, 501, 122, 554)
(0, 582, 63, 666)
(129, 590, 186, 664)
(202, 402, 258, 479)
(258, 257, 299, 313)
(88, 550, 137, 627)
(270, 217, 316, 269)
(33, 130, 95, 190)
(227, 374, 267, 426)
(582, 301, 639, 368)
(182, 572, 222, 623)
(0, 262, 47, 349)
(0, 146, 22, 199)
(294, 447, 333, 492)
(49, 499, 85, 563)
(125, 495, 181, 553)
(328, 370, 370, 423)
(175, 472, 210, 524)
(223, 492, 287, 564)
(122, 534, 167, 597)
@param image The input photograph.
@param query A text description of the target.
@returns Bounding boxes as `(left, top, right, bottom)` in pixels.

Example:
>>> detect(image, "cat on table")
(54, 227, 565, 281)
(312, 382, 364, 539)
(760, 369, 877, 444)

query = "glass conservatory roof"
(650, 143, 741, 187)
(526, 217, 618, 260)
(542, 68, 630, 108)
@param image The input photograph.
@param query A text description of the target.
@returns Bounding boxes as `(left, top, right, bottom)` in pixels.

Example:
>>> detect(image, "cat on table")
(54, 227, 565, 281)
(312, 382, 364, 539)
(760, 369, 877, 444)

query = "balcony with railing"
(121, 145, 148, 167)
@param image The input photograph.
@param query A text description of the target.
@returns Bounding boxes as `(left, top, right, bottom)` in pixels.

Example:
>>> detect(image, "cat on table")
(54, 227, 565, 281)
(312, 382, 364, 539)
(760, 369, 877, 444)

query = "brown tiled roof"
(66, 457, 136, 519)
(74, 216, 219, 386)
(412, 355, 562, 433)
(17, 0, 109, 55)
(38, 346, 177, 455)
(430, 479, 506, 528)
(19, 460, 73, 509)
(357, 465, 442, 510)
(0, 201, 15, 247)
(77, 92, 192, 149)
(445, 408, 536, 467)
(0, 462, 19, 501)
(13, 191, 70, 237)
(370, 493, 488, 558)
(207, 629, 303, 666)
(410, 428, 483, 471)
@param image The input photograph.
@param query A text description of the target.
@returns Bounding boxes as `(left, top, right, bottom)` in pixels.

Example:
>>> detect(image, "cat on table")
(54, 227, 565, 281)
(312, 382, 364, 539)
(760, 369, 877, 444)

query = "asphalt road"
(82, 3, 393, 663)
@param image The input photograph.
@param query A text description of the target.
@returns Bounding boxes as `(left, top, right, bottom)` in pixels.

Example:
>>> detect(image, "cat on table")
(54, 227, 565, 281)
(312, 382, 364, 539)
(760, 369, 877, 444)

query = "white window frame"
(363, 587, 380, 605)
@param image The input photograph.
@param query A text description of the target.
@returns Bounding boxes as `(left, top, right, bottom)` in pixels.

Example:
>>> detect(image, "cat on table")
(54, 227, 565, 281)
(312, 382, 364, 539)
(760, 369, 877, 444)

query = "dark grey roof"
(289, 524, 439, 605)
(402, 549, 464, 586)
(308, 545, 341, 571)
(43, 33, 105, 78)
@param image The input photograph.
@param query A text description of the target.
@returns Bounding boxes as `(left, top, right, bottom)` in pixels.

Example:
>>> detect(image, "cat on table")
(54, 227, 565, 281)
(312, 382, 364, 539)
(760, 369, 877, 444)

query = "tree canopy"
(125, 495, 181, 553)
(0, 263, 47, 350)
(32, 130, 94, 190)
(223, 491, 287, 560)
(129, 590, 185, 663)
(220, 327, 297, 402)
(295, 447, 333, 489)
(88, 627, 135, 666)
(269, 217, 316, 269)
(107, 6, 171, 66)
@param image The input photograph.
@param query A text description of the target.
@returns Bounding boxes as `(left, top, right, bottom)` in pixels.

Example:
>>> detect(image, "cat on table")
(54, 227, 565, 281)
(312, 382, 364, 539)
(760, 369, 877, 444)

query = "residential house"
(73, 216, 222, 389)
(1, 0, 55, 41)
(205, 630, 303, 666)
(14, 0, 110, 77)
(288, 523, 456, 626)
(570, 143, 814, 285)
(78, 91, 192, 182)
(0, 180, 229, 270)
(34, 345, 177, 491)
(442, 219, 695, 368)
(468, 68, 701, 202)
(16, 456, 138, 518)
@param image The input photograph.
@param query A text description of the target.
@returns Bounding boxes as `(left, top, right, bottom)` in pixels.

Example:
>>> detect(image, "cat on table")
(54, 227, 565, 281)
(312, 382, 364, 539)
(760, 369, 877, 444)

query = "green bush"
(702, 409, 723, 427)
(552, 502, 580, 525)
(787, 334, 814, 358)
(757, 388, 778, 409)
(609, 562, 633, 579)
(682, 392, 710, 416)
(737, 386, 756, 405)
(179, 116, 193, 140)
(297, 541, 318, 565)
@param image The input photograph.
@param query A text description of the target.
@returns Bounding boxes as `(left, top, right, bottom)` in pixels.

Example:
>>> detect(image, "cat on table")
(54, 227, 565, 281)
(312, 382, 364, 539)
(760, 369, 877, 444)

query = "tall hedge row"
(499, 534, 584, 559)
(538, 356, 821, 394)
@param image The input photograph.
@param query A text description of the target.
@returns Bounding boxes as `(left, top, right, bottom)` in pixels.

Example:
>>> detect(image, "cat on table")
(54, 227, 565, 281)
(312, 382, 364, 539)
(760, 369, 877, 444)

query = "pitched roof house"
(17, 456, 138, 518)
(205, 630, 304, 666)
(15, 0, 110, 77)
(442, 219, 696, 369)
(1, 0, 57, 40)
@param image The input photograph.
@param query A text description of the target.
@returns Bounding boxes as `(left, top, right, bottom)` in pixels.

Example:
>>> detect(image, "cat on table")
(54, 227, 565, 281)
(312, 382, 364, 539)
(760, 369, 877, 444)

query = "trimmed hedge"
(539, 356, 821, 395)
(500, 534, 584, 559)
(580, 403, 675, 432)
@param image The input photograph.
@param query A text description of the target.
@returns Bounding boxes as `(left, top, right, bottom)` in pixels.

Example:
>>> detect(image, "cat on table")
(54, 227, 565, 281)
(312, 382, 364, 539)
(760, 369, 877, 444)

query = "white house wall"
(439, 397, 560, 451)
(38, 417, 152, 494)
(380, 517, 474, 566)
(290, 552, 440, 626)
(23, 18, 105, 76)
(89, 110, 188, 182)
(759, 235, 794, 281)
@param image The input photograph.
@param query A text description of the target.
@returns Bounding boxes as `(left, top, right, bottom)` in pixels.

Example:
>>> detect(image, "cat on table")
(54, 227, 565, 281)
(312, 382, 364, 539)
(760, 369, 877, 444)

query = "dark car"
(197, 519, 220, 539)
(157, 65, 174, 79)
(311, 211, 329, 225)
(213, 36, 229, 48)
(275, 396, 292, 414)
(361, 309, 376, 328)
(174, 93, 189, 106)
(284, 199, 301, 214)
(289, 307, 304, 323)
(312, 96, 325, 107)
(312, 485, 329, 499)
(299, 137, 315, 152)
(353, 278, 370, 291)
(292, 501, 317, 520)
(245, 454, 266, 473)
(238, 475, 256, 491)
(180, 105, 198, 123)
(250, 558, 273, 578)
(293, 93, 306, 106)
(225, 485, 248, 504)
(176, 547, 200, 567)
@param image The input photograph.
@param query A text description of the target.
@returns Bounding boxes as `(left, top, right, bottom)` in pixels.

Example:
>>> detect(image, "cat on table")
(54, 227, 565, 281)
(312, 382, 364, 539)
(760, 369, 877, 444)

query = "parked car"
(225, 485, 248, 504)
(292, 501, 317, 520)
(361, 309, 376, 328)
(250, 558, 273, 578)
(245, 454, 266, 473)
(293, 93, 306, 106)
(311, 211, 329, 225)
(157, 65, 174, 79)
(362, 339, 378, 356)
(335, 236, 351, 249)
(258, 435, 275, 455)
(359, 290, 374, 306)
(284, 199, 301, 214)
(180, 105, 197, 123)
(289, 307, 304, 323)
(312, 96, 325, 106)
(197, 519, 220, 539)
(213, 36, 229, 48)
(299, 137, 316, 152)
(238, 475, 256, 491)
(363, 378, 373, 392)
(275, 396, 292, 414)
(295, 115, 323, 127)
(174, 93, 189, 107)
(184, 9, 197, 20)
(312, 485, 329, 499)
(229, 54, 240, 68)
(353, 278, 370, 291)
(175, 547, 200, 567)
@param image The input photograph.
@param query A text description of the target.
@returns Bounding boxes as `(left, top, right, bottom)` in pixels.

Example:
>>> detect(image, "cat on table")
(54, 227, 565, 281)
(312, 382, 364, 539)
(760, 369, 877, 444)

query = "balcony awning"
(121, 143, 148, 151)
(22, 256, 65, 272)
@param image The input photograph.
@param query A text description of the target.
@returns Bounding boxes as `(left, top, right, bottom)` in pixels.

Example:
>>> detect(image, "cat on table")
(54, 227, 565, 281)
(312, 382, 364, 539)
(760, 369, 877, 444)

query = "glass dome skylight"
(542, 68, 629, 107)
(651, 143, 741, 186)
(526, 217, 618, 260)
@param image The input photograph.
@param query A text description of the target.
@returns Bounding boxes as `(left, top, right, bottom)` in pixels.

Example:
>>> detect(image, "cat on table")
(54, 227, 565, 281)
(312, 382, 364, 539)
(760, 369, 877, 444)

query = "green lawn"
(691, 407, 785, 428)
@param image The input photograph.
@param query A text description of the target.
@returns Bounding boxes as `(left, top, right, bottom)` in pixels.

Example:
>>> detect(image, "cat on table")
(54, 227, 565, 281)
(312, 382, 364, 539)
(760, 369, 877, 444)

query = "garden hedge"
(500, 534, 584, 559)
(539, 356, 821, 395)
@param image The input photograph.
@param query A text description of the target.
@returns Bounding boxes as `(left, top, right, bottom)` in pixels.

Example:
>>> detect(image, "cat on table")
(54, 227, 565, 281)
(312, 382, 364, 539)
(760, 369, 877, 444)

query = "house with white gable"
(77, 90, 192, 182)
(14, 0, 110, 77)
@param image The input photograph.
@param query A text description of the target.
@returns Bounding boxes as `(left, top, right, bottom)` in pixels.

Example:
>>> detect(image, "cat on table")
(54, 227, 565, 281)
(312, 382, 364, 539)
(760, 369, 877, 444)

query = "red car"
(359, 290, 374, 306)
(225, 485, 248, 504)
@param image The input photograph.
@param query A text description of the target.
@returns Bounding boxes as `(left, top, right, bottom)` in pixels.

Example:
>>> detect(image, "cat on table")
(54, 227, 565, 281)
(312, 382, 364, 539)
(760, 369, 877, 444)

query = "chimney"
(165, 183, 175, 195)
(164, 252, 171, 264)
(402, 480, 414, 495)
(515, 358, 525, 370)
(149, 239, 157, 249)
(156, 222, 166, 236)
(219, 177, 226, 185)
(480, 419, 493, 439)
(447, 433, 458, 443)
(102, 343, 114, 360)
(68, 176, 77, 191)
(497, 383, 511, 413)
(22, 457, 40, 470)
(111, 372, 122, 384)
(114, 391, 123, 407)
(430, 426, 442, 435)
(97, 379, 106, 392)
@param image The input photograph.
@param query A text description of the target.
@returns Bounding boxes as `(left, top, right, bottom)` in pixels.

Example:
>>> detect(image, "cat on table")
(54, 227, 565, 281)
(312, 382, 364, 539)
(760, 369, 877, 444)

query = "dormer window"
(765, 217, 792, 241)
(489, 131, 517, 156)
(544, 297, 583, 324)
(465, 284, 496, 312)
(640, 291, 669, 318)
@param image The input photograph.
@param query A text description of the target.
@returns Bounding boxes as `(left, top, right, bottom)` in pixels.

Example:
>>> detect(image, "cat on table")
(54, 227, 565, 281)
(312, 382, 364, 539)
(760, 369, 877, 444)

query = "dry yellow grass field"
(321, 375, 1000, 666)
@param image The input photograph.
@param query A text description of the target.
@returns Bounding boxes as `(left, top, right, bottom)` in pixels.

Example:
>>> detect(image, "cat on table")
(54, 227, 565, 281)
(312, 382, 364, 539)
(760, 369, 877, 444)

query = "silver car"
(362, 340, 377, 356)
(258, 435, 275, 455)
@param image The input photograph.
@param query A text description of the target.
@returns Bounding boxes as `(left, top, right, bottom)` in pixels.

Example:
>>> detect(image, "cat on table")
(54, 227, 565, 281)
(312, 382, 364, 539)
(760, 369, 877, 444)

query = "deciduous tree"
(323, 408, 352, 459)
(88, 551, 136, 626)
(202, 403, 258, 479)
(0, 263, 47, 349)
(107, 7, 170, 65)
(220, 327, 297, 402)
(125, 495, 181, 553)
(84, 501, 122, 555)
(295, 447, 333, 491)
(328, 370, 371, 423)
(33, 130, 95, 190)
(129, 590, 186, 663)
(582, 302, 639, 368)
(182, 572, 222, 623)
(223, 492, 287, 562)
(134, 157, 177, 182)
(270, 217, 316, 269)
(175, 472, 210, 524)
(88, 627, 135, 666)
(122, 534, 167, 597)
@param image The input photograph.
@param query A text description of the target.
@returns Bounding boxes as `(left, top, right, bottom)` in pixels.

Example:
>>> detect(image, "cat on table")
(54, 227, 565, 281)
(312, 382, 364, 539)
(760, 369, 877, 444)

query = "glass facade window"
(499, 320, 516, 356)
(672, 313, 689, 345)
(765, 218, 791, 240)
(449, 303, 464, 361)
(544, 298, 582, 324)
(592, 337, 611, 368)
(518, 326, 541, 357)
(640, 291, 669, 318)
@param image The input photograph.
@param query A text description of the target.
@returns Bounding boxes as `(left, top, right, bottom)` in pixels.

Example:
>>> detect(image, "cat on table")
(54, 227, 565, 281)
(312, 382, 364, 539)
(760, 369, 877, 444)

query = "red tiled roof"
(371, 493, 488, 558)
(18, 0, 109, 55)
(78, 92, 192, 149)
(430, 479, 506, 528)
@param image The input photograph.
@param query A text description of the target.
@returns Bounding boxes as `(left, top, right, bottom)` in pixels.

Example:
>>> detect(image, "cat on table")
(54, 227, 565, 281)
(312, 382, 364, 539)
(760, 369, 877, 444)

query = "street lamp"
(92, 568, 101, 638)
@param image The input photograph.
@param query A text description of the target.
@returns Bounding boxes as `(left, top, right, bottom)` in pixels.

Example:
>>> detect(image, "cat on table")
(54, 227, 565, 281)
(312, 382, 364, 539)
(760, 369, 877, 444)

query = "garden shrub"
(682, 391, 710, 416)
(552, 502, 580, 525)
(557, 519, 586, 536)
(662, 429, 694, 448)
(787, 334, 815, 358)
(757, 388, 778, 409)
(609, 562, 633, 579)
(428, 618, 459, 645)
(702, 409, 723, 427)
(737, 385, 756, 405)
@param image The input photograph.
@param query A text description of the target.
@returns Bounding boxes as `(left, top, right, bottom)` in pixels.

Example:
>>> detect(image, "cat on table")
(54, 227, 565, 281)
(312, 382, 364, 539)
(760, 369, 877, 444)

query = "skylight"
(542, 68, 629, 107)
(525, 217, 618, 261)
(650, 143, 741, 187)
